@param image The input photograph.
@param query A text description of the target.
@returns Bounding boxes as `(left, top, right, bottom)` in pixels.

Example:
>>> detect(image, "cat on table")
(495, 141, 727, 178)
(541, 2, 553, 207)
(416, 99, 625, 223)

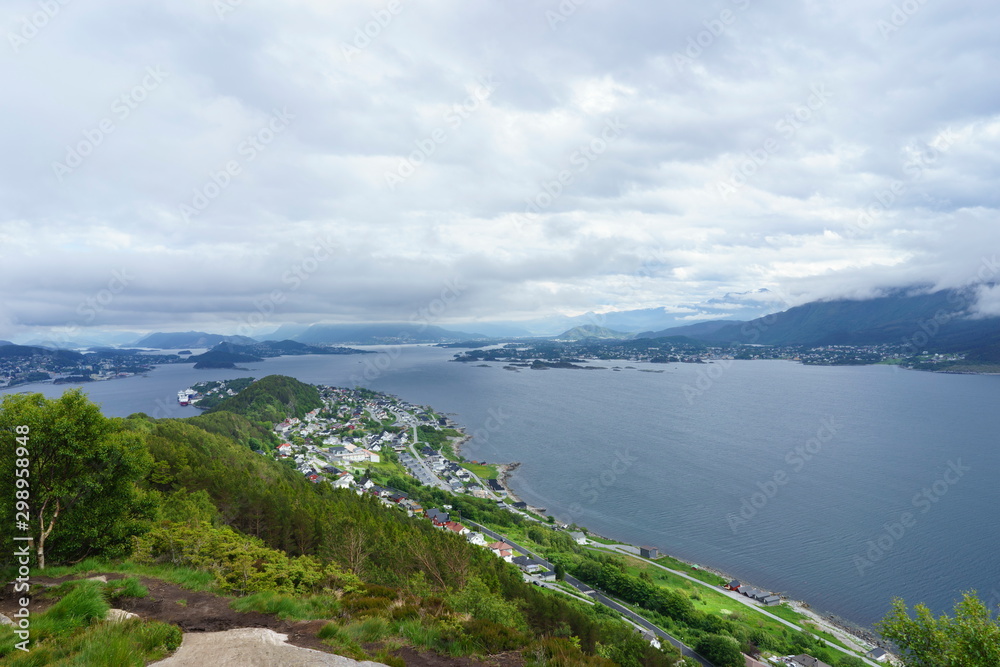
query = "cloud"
(2, 0, 1000, 340)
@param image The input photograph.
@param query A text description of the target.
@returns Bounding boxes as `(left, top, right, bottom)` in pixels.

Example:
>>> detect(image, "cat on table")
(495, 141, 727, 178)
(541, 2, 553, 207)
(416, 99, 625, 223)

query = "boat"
(178, 390, 190, 406)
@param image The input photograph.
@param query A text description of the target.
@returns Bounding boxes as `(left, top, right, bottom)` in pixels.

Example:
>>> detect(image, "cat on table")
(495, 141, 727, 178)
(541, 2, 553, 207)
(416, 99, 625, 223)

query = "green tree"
(0, 390, 152, 569)
(876, 591, 1000, 667)
(694, 634, 743, 667)
(837, 657, 866, 667)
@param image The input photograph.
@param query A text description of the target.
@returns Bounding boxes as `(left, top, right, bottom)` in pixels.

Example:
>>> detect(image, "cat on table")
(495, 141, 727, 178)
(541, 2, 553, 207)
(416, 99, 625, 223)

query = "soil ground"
(1, 573, 526, 666)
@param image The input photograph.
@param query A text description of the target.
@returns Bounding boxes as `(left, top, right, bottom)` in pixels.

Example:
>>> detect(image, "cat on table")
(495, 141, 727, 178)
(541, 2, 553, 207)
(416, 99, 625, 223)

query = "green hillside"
(0, 383, 683, 666)
(205, 375, 322, 422)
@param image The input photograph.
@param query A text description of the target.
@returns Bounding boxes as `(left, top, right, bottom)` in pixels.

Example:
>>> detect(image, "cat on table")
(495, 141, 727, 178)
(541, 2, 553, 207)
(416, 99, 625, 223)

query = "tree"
(876, 591, 1000, 667)
(837, 657, 866, 667)
(694, 634, 743, 667)
(0, 390, 152, 569)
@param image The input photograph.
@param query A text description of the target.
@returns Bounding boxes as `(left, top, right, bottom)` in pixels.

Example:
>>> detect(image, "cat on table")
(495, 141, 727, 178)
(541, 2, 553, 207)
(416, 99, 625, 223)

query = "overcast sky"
(2, 0, 999, 340)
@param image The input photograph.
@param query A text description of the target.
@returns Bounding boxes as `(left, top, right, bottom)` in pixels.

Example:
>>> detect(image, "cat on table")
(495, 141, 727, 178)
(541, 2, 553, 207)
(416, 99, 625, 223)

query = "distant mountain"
(500, 290, 784, 336)
(636, 320, 744, 340)
(291, 323, 486, 345)
(187, 348, 263, 369)
(0, 344, 83, 362)
(200, 340, 372, 358)
(690, 287, 1000, 351)
(554, 325, 634, 340)
(0, 340, 13, 347)
(133, 331, 258, 349)
(24, 330, 143, 348)
(449, 322, 535, 337)
(257, 323, 312, 341)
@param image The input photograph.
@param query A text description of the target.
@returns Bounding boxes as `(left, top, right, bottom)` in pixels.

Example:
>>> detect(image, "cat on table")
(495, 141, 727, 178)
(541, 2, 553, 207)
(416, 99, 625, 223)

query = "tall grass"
(344, 616, 391, 643)
(229, 591, 341, 620)
(0, 578, 180, 667)
(39, 558, 216, 592)
(317, 622, 368, 660)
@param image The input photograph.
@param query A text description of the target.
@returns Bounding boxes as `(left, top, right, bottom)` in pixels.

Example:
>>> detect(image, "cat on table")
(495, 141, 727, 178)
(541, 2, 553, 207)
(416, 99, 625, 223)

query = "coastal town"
(0, 332, 976, 390)
(173, 378, 894, 667)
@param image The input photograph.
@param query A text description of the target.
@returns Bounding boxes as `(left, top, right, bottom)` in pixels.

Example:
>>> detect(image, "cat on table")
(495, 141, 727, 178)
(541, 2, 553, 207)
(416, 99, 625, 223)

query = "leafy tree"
(694, 634, 743, 667)
(876, 591, 1000, 667)
(837, 657, 867, 667)
(0, 390, 152, 569)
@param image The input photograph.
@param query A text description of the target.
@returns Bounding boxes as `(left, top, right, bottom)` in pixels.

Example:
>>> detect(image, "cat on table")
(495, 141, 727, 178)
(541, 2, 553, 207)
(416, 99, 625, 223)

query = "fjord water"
(7, 345, 999, 628)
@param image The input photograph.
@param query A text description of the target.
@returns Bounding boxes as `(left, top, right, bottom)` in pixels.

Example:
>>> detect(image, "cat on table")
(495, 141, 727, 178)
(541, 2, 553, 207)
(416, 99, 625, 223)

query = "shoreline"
(486, 450, 889, 660)
(444, 414, 890, 661)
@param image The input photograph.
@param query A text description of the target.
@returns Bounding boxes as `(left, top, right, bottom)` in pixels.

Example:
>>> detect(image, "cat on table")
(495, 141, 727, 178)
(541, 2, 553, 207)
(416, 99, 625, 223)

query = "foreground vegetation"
(0, 381, 686, 665)
(3, 375, 997, 665)
(0, 578, 180, 666)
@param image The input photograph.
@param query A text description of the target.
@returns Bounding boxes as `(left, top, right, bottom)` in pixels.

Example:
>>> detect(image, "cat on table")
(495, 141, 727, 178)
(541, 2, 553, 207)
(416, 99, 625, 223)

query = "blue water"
(6, 346, 999, 628)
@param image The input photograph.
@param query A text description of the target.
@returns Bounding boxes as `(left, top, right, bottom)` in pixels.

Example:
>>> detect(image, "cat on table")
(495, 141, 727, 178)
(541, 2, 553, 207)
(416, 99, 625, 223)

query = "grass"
(0, 578, 181, 666)
(647, 554, 728, 586)
(317, 623, 368, 661)
(230, 591, 341, 620)
(104, 577, 149, 603)
(39, 558, 217, 593)
(766, 602, 810, 624)
(462, 462, 499, 479)
(607, 553, 859, 658)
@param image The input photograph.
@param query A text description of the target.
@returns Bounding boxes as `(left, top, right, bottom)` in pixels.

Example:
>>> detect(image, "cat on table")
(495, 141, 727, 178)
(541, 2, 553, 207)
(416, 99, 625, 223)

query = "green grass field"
(461, 462, 499, 479)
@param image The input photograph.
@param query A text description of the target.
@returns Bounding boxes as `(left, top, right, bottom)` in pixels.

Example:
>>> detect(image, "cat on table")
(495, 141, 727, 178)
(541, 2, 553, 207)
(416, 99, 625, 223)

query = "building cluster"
(273, 388, 403, 485)
(725, 580, 781, 606)
(0, 350, 160, 387)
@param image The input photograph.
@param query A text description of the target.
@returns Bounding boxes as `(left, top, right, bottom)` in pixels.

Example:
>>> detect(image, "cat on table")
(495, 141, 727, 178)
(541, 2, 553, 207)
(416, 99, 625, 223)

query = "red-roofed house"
(444, 521, 468, 536)
(486, 541, 515, 562)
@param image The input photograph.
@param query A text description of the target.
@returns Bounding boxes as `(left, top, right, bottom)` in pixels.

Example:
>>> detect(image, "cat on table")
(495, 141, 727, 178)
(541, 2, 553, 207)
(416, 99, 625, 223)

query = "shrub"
(465, 617, 527, 653)
(694, 633, 744, 667)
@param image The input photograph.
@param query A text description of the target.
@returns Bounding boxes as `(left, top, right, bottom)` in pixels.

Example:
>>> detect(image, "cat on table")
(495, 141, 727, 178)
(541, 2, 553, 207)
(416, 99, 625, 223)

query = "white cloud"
(2, 0, 1000, 340)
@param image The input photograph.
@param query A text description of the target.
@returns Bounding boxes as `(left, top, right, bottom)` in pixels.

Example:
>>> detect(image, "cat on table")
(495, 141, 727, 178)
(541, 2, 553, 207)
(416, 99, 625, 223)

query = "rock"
(150, 628, 390, 666)
(106, 609, 139, 623)
(86, 576, 108, 583)
(0, 614, 14, 627)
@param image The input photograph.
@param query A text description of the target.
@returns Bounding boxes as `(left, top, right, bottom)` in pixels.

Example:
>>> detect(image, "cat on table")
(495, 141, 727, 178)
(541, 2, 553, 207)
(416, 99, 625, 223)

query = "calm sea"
(5, 345, 999, 628)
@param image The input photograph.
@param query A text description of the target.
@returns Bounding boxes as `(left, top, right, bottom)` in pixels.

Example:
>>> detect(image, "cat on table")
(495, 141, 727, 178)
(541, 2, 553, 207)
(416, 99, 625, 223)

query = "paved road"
(588, 543, 881, 667)
(467, 521, 714, 667)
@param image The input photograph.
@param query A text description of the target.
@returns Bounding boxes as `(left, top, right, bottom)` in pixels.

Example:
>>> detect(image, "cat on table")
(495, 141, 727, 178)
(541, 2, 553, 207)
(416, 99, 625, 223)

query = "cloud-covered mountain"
(651, 287, 1000, 352)
(133, 332, 259, 349)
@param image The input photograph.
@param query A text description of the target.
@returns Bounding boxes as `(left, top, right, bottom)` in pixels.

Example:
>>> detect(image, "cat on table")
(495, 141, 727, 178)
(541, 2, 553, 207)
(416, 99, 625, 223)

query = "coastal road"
(466, 521, 714, 667)
(588, 543, 881, 667)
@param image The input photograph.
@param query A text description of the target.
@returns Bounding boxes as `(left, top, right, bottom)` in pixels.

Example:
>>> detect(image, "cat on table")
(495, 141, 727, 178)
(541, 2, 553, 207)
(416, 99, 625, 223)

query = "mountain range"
(262, 322, 487, 345)
(647, 286, 1000, 353)
(133, 331, 258, 349)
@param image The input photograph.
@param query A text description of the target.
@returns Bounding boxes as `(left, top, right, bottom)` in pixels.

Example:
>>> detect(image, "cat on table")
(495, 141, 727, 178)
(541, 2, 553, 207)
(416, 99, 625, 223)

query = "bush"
(465, 618, 527, 653)
(694, 633, 744, 667)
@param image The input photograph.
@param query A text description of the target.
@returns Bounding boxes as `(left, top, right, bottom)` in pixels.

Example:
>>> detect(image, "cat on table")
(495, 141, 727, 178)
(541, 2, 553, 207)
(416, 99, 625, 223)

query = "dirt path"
(2, 573, 524, 666)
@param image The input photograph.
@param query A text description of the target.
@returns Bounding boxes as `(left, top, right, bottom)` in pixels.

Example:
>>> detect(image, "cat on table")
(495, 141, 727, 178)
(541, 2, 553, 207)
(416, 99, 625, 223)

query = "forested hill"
(0, 381, 679, 666)
(204, 374, 323, 422)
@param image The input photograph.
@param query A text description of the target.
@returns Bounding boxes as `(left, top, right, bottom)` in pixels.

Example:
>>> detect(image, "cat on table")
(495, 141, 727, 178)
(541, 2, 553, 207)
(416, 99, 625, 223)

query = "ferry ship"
(178, 390, 192, 406)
